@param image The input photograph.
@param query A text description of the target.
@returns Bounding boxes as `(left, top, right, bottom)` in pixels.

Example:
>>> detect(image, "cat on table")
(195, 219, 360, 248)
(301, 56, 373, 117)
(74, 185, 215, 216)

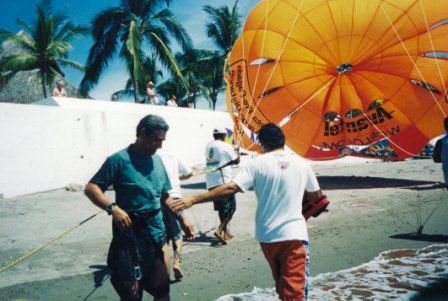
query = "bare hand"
(180, 217, 195, 241)
(112, 206, 132, 231)
(171, 197, 195, 213)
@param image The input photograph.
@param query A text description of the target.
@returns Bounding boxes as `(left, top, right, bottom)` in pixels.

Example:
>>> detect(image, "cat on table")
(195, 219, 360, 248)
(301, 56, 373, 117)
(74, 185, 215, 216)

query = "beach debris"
(65, 183, 84, 192)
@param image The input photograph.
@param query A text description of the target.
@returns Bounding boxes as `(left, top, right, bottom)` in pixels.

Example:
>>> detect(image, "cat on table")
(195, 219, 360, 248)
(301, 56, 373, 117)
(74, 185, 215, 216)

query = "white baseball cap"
(213, 126, 227, 134)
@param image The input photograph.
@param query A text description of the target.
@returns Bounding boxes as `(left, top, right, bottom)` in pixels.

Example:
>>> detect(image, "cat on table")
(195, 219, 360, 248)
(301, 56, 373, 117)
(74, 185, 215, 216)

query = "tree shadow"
(390, 233, 448, 243)
(82, 265, 111, 301)
(317, 176, 443, 191)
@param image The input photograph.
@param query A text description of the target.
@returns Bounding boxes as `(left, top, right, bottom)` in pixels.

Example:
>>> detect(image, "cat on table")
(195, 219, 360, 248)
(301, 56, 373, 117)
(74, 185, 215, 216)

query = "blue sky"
(1, 0, 258, 109)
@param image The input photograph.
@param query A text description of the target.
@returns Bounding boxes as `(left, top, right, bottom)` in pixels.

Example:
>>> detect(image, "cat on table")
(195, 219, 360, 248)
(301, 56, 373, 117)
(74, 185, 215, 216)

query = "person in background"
(433, 117, 448, 188)
(205, 127, 240, 244)
(166, 95, 178, 107)
(171, 123, 322, 301)
(157, 149, 193, 280)
(146, 81, 160, 105)
(84, 114, 194, 301)
(52, 80, 67, 97)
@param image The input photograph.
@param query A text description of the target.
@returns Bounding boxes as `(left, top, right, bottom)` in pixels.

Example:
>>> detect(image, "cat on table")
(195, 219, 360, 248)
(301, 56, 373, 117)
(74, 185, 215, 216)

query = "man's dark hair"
(444, 117, 448, 131)
(136, 114, 169, 136)
(257, 123, 285, 150)
(213, 133, 226, 140)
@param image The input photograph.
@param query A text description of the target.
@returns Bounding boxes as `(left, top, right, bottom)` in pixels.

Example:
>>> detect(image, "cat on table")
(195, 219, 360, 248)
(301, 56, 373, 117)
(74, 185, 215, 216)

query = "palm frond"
(0, 54, 39, 72)
(149, 31, 187, 93)
(158, 15, 192, 52)
(15, 18, 34, 36)
(56, 59, 85, 71)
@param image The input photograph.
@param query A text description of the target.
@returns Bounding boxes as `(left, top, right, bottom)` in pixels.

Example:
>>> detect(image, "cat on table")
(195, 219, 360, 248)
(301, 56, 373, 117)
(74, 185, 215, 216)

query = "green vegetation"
(0, 0, 243, 109)
(0, 0, 88, 99)
(79, 0, 192, 103)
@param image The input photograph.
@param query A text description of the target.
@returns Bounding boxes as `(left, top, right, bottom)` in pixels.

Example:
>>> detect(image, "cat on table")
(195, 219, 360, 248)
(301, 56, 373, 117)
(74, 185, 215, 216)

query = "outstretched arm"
(162, 193, 195, 240)
(170, 182, 241, 212)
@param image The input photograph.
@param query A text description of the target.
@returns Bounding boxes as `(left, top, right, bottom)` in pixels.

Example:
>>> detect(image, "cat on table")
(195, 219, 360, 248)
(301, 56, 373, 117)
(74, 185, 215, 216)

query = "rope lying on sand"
(0, 210, 104, 273)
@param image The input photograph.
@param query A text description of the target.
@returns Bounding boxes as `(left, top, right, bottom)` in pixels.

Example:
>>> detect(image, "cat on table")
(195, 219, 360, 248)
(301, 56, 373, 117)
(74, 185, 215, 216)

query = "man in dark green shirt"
(85, 114, 194, 301)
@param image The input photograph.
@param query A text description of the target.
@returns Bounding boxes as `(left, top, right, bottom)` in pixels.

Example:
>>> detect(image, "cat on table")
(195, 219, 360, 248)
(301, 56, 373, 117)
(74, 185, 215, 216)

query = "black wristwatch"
(106, 203, 117, 215)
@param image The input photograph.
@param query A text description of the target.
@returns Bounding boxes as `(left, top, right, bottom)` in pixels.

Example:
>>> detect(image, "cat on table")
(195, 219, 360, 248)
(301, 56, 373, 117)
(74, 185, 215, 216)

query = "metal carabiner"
(133, 265, 142, 281)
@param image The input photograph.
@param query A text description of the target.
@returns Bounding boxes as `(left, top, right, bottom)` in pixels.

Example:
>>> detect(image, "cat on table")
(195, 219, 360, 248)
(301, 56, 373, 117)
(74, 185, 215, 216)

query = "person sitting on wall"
(52, 80, 67, 97)
(146, 81, 160, 105)
(166, 95, 178, 107)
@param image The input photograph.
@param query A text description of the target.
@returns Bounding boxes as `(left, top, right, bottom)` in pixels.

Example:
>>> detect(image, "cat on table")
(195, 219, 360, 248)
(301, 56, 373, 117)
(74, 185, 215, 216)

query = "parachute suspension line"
(416, 191, 423, 234)
(245, 0, 306, 127)
(420, 189, 447, 229)
(243, 0, 271, 126)
(378, 0, 447, 118)
(0, 209, 104, 273)
(239, 79, 334, 151)
(235, 8, 249, 147)
(377, 203, 418, 233)
(278, 79, 335, 128)
(360, 110, 431, 159)
(418, 0, 448, 97)
(223, 55, 243, 147)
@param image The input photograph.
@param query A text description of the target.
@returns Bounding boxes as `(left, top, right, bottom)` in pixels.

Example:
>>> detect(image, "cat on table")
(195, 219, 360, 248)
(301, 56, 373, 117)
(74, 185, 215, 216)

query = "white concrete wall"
(0, 98, 233, 198)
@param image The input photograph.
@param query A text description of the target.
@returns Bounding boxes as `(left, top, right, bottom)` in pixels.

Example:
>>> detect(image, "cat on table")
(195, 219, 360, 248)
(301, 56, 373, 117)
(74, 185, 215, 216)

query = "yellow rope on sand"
(0, 209, 104, 274)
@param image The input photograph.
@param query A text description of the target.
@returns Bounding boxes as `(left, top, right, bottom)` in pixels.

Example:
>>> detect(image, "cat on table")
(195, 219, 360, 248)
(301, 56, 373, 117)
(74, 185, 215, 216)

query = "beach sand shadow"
(390, 233, 448, 243)
(83, 265, 111, 301)
(317, 176, 443, 190)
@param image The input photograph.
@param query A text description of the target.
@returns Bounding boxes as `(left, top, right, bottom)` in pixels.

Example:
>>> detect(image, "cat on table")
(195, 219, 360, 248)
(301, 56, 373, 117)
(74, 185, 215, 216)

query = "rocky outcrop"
(0, 40, 81, 104)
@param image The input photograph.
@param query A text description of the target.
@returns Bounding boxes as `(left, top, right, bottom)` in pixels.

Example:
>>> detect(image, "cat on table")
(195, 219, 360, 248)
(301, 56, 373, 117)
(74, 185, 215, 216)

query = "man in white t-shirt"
(171, 124, 321, 301)
(157, 149, 193, 280)
(205, 127, 240, 244)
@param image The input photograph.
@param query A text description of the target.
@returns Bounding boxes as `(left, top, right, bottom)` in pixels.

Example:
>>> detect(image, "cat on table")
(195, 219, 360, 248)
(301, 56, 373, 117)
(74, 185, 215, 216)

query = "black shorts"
(209, 188, 236, 212)
(107, 225, 169, 297)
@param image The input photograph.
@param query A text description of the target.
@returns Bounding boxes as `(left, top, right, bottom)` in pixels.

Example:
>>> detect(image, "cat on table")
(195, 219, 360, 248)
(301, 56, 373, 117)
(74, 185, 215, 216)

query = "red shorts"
(260, 240, 309, 301)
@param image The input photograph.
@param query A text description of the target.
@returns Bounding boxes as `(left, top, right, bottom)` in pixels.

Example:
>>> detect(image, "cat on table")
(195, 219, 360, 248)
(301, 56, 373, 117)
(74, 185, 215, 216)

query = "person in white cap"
(204, 126, 240, 244)
(146, 81, 160, 105)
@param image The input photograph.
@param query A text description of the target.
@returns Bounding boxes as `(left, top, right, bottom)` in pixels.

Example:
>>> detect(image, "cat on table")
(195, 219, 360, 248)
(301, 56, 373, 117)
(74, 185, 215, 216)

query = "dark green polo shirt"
(90, 145, 171, 243)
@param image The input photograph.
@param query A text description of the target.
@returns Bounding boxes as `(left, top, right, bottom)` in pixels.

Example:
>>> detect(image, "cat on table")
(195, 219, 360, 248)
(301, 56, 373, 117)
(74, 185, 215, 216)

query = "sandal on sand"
(173, 266, 184, 280)
(224, 232, 234, 240)
(214, 231, 227, 245)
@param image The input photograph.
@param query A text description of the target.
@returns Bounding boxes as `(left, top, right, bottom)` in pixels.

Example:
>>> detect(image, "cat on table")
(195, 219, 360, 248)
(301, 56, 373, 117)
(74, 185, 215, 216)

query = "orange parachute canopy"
(225, 0, 448, 160)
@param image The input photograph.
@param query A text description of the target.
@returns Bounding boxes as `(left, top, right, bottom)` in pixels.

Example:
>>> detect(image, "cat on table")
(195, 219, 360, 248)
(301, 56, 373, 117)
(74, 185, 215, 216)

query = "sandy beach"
(1, 158, 447, 300)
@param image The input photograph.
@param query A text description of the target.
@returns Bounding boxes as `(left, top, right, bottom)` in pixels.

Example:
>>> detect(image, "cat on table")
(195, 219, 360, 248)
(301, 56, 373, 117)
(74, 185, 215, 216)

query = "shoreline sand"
(1, 159, 447, 300)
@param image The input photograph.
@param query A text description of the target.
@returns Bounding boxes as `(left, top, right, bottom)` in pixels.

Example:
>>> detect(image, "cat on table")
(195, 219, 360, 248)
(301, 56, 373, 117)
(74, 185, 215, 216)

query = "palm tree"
(202, 0, 241, 110)
(0, 0, 88, 99)
(111, 55, 163, 101)
(174, 48, 218, 108)
(80, 0, 192, 103)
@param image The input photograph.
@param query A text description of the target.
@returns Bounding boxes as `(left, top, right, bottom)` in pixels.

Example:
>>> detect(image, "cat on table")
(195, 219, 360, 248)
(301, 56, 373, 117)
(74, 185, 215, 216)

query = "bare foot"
(224, 232, 234, 240)
(173, 263, 184, 280)
(214, 231, 227, 245)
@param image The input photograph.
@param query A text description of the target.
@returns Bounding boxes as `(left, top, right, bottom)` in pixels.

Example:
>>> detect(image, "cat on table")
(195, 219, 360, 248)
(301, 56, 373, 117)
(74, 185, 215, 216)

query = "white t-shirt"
(166, 99, 178, 107)
(233, 150, 320, 243)
(158, 151, 192, 199)
(205, 140, 238, 189)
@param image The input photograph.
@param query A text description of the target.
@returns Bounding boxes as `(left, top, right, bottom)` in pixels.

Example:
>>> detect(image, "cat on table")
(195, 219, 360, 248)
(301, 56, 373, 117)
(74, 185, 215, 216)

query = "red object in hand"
(302, 190, 330, 220)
